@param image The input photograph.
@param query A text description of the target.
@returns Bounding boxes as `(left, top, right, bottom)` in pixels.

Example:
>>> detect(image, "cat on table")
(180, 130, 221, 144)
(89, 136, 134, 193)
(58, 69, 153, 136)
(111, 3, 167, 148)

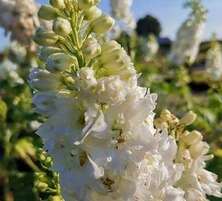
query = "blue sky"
(1, 0, 222, 49)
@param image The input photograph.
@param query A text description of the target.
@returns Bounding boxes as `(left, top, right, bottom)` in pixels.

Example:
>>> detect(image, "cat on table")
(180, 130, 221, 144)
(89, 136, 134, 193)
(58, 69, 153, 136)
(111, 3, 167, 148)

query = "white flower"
(110, 0, 135, 31)
(169, 0, 207, 65)
(205, 39, 222, 80)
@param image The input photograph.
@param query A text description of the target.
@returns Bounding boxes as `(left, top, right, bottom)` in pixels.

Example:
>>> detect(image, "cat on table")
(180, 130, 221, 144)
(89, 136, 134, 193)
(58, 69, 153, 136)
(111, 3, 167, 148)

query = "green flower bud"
(34, 28, 59, 46)
(84, 6, 102, 21)
(78, 0, 100, 10)
(0, 99, 7, 122)
(53, 18, 72, 37)
(50, 0, 65, 10)
(181, 130, 203, 146)
(39, 47, 62, 61)
(82, 37, 101, 59)
(46, 53, 78, 72)
(48, 195, 62, 201)
(29, 68, 62, 91)
(38, 5, 58, 20)
(179, 111, 197, 126)
(90, 15, 115, 34)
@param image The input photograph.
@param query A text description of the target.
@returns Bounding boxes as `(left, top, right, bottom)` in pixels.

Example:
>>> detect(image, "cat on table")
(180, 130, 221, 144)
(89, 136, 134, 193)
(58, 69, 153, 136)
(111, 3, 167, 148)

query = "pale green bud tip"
(38, 5, 58, 20)
(46, 53, 78, 72)
(34, 28, 59, 46)
(78, 0, 100, 10)
(179, 111, 197, 126)
(84, 6, 102, 21)
(91, 15, 115, 34)
(50, 0, 65, 10)
(181, 130, 203, 145)
(53, 18, 72, 37)
(39, 47, 61, 61)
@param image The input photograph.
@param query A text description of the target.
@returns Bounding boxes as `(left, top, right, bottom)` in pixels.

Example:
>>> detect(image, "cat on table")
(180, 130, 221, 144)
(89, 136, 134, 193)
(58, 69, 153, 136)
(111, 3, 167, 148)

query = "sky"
(0, 0, 222, 49)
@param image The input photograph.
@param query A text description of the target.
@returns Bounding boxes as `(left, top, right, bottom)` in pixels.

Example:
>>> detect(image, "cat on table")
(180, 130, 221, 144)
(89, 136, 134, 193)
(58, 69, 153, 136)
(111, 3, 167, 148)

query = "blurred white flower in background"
(110, 0, 136, 32)
(205, 35, 222, 80)
(169, 0, 207, 65)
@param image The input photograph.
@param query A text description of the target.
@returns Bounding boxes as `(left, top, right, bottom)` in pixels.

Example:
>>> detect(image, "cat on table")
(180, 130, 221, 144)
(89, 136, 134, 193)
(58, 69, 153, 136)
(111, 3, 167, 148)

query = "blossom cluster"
(29, 0, 221, 201)
(169, 0, 207, 65)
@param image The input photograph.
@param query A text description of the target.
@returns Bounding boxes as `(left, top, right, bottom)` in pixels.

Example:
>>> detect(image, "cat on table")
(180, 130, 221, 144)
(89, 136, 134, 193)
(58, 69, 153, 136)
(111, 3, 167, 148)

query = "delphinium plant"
(30, 0, 222, 201)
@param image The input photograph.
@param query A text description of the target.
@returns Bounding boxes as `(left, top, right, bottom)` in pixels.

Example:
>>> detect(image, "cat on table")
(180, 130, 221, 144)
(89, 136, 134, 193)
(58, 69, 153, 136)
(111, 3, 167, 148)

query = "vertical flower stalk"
(30, 0, 221, 201)
(205, 35, 222, 80)
(168, 0, 207, 65)
(110, 0, 136, 31)
(0, 0, 51, 47)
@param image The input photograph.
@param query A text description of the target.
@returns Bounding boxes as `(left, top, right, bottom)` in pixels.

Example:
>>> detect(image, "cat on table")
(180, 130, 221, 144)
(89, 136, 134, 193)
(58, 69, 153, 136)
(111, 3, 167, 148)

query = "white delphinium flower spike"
(205, 35, 222, 80)
(0, 0, 50, 45)
(29, 0, 221, 200)
(110, 0, 136, 31)
(168, 0, 207, 65)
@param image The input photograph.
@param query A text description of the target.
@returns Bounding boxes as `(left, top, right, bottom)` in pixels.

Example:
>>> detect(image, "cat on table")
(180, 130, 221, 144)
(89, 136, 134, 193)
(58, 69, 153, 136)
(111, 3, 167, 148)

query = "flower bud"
(78, 0, 100, 10)
(34, 28, 59, 46)
(46, 53, 78, 72)
(181, 130, 203, 146)
(50, 0, 65, 10)
(189, 141, 209, 159)
(29, 68, 61, 91)
(82, 37, 101, 59)
(84, 6, 102, 21)
(179, 111, 197, 126)
(38, 5, 58, 20)
(39, 47, 62, 61)
(90, 15, 115, 34)
(53, 18, 72, 37)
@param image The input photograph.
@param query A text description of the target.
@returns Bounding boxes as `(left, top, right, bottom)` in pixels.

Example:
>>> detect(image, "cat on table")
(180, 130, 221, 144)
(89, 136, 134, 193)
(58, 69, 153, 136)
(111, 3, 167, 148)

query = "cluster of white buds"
(110, 0, 136, 31)
(155, 110, 222, 201)
(205, 35, 222, 80)
(29, 0, 221, 201)
(168, 0, 207, 65)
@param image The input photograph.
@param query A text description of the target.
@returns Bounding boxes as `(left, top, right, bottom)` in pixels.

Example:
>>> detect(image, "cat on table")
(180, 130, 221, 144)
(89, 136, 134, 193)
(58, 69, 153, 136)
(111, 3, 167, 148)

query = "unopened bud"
(82, 37, 101, 59)
(39, 47, 62, 61)
(189, 141, 209, 158)
(38, 5, 58, 20)
(29, 68, 61, 91)
(48, 195, 62, 201)
(180, 111, 197, 126)
(78, 0, 100, 10)
(34, 28, 59, 46)
(46, 53, 78, 72)
(84, 6, 102, 21)
(50, 0, 65, 10)
(90, 15, 115, 34)
(53, 18, 72, 37)
(181, 130, 203, 145)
